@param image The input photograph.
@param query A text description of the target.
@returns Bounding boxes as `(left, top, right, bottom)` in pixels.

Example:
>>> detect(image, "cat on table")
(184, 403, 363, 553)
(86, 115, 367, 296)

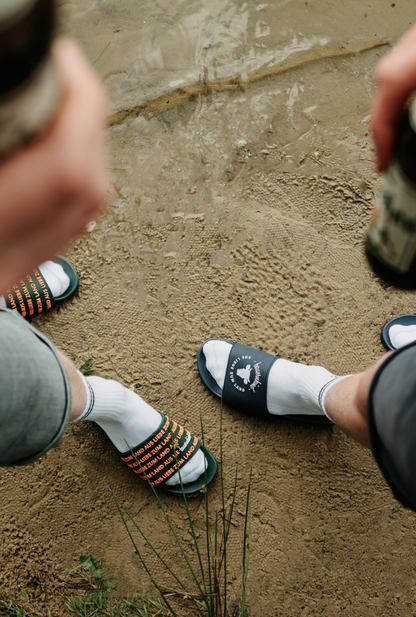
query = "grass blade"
(200, 410, 214, 615)
(111, 394, 252, 616)
(241, 469, 252, 617)
(112, 494, 178, 617)
(219, 396, 227, 617)
(222, 466, 238, 558)
(126, 443, 206, 604)
(111, 492, 185, 592)
(165, 400, 208, 602)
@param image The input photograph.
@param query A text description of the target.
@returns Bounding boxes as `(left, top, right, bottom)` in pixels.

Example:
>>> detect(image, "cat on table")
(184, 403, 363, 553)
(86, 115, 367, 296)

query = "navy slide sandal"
(197, 338, 332, 425)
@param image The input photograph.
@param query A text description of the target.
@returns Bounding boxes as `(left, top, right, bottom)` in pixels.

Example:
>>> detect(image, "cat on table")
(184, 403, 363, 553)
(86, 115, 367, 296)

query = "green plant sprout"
(69, 356, 96, 376)
(0, 593, 42, 617)
(78, 359, 96, 376)
(65, 556, 170, 616)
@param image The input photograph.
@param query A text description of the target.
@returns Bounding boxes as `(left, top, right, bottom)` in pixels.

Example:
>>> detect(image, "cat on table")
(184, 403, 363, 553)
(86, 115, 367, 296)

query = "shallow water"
(61, 0, 408, 112)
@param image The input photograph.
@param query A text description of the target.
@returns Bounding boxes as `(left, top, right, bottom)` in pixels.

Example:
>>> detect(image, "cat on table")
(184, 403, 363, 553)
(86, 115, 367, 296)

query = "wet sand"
(1, 1, 416, 615)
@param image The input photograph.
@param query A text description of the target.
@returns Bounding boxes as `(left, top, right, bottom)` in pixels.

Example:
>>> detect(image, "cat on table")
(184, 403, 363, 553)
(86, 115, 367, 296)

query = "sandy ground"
(1, 1, 416, 615)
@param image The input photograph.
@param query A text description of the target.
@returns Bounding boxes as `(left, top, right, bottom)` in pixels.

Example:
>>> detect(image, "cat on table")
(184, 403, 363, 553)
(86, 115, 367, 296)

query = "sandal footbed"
(52, 256, 79, 304)
(163, 447, 218, 495)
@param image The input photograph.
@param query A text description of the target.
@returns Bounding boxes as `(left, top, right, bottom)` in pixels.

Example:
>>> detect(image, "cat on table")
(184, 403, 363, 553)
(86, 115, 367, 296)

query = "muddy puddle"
(1, 1, 416, 615)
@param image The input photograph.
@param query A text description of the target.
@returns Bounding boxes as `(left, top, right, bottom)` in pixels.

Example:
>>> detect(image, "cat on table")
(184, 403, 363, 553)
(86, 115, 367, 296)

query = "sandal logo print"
(177, 432, 191, 453)
(229, 355, 262, 393)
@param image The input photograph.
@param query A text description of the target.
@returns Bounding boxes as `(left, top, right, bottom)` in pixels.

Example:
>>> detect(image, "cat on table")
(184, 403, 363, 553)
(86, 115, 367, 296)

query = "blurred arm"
(372, 24, 416, 171)
(0, 37, 110, 295)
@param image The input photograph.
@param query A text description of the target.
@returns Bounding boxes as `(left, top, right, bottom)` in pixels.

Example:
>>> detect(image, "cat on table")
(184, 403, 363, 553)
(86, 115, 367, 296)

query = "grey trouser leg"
(0, 308, 71, 466)
(368, 341, 416, 511)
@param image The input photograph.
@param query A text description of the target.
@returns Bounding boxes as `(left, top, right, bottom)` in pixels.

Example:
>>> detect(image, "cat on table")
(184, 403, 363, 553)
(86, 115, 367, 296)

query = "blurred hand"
(0, 37, 109, 295)
(372, 24, 416, 172)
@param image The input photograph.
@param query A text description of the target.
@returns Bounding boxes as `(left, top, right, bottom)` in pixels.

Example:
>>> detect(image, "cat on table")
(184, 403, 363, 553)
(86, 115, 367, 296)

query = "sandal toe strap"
(120, 416, 201, 487)
(223, 342, 279, 416)
(5, 269, 55, 317)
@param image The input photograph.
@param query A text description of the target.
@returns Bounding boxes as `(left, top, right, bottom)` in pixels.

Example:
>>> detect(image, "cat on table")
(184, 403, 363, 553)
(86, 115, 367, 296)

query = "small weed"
(0, 588, 43, 616)
(75, 555, 117, 591)
(66, 593, 171, 617)
(0, 561, 171, 617)
(78, 359, 96, 376)
(69, 356, 96, 376)
(66, 557, 171, 616)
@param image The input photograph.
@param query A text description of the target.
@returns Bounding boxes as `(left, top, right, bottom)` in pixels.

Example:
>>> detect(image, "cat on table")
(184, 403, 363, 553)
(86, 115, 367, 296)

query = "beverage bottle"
(366, 98, 416, 288)
(0, 0, 59, 159)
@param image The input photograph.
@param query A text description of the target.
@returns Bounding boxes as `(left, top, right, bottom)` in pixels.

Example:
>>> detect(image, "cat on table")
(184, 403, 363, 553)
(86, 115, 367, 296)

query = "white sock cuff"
(318, 375, 353, 420)
(70, 372, 95, 423)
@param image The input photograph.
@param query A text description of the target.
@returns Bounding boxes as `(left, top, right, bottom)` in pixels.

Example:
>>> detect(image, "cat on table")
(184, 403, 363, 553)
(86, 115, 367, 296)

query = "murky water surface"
(55, 0, 416, 319)
(61, 0, 405, 111)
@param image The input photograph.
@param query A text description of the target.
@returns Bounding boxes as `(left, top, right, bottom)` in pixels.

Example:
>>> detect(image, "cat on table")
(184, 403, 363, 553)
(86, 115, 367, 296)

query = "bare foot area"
(1, 1, 416, 615)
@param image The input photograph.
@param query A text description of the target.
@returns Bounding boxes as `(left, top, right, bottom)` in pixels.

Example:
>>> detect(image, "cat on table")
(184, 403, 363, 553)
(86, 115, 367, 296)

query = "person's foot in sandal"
(71, 374, 217, 495)
(0, 257, 79, 317)
(197, 339, 354, 424)
(380, 315, 416, 351)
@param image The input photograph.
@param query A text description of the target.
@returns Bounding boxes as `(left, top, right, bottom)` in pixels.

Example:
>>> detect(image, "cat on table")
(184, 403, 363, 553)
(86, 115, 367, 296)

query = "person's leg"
(0, 309, 215, 492)
(200, 339, 391, 446)
(58, 351, 208, 487)
(200, 337, 416, 509)
(201, 339, 344, 418)
(58, 351, 87, 420)
(322, 353, 391, 447)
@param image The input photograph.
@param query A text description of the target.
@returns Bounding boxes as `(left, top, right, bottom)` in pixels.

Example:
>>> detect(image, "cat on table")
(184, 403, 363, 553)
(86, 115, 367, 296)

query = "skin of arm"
(0, 37, 109, 295)
(371, 23, 416, 171)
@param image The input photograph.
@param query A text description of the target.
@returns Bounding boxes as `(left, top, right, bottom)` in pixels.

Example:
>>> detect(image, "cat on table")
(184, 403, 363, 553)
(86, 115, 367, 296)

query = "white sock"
(389, 324, 416, 349)
(73, 375, 206, 486)
(0, 260, 70, 308)
(202, 340, 345, 418)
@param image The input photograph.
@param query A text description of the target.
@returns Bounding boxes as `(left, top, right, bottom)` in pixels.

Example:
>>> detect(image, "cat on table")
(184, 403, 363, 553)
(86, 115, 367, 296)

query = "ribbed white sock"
(73, 374, 206, 486)
(202, 340, 345, 418)
(0, 260, 70, 308)
(389, 324, 416, 349)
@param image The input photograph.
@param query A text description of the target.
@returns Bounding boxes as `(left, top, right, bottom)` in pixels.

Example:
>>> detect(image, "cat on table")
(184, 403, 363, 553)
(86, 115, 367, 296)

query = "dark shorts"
(368, 340, 416, 511)
(0, 308, 71, 466)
